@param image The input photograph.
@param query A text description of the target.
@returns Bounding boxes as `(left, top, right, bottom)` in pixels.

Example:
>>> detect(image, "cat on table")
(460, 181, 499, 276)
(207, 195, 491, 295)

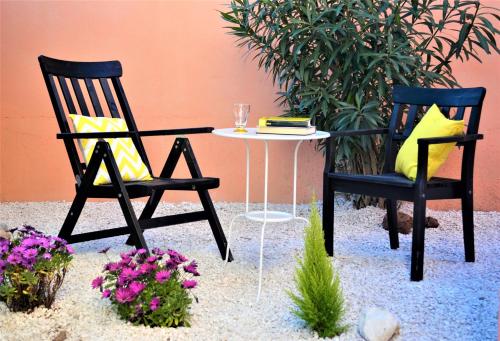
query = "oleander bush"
(0, 225, 74, 312)
(288, 200, 347, 337)
(93, 247, 199, 327)
(221, 0, 499, 207)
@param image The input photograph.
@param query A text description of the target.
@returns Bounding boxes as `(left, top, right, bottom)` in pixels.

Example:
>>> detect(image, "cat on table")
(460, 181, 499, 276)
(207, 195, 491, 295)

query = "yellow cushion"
(69, 115, 153, 185)
(395, 104, 464, 181)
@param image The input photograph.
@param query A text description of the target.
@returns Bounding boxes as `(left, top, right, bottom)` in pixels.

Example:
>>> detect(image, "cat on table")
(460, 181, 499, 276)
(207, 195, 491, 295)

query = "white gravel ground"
(0, 200, 499, 341)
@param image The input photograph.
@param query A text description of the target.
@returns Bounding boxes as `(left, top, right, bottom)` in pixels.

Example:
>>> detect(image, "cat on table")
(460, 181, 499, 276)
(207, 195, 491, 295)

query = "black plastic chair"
(322, 86, 486, 280)
(38, 55, 232, 260)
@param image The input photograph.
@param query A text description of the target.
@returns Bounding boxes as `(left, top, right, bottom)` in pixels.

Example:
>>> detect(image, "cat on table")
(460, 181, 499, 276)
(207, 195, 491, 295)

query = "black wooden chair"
(38, 55, 232, 260)
(322, 86, 486, 281)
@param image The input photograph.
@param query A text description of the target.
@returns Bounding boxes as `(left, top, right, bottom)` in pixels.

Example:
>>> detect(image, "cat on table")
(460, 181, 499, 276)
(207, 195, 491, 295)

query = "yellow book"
(256, 126, 316, 135)
(258, 116, 311, 128)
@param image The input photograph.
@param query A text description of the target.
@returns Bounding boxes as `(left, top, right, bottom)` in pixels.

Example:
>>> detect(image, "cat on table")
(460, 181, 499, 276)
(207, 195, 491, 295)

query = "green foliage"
(221, 0, 499, 207)
(288, 200, 347, 338)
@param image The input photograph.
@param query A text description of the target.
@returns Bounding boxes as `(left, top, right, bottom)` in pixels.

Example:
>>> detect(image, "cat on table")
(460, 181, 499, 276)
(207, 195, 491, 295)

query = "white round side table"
(212, 127, 330, 301)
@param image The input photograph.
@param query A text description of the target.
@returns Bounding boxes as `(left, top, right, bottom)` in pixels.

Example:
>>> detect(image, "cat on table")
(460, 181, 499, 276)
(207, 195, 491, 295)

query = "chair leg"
(198, 189, 233, 262)
(59, 192, 87, 241)
(322, 176, 334, 256)
(125, 190, 163, 246)
(410, 197, 426, 281)
(386, 199, 399, 249)
(101, 144, 149, 252)
(462, 191, 475, 262)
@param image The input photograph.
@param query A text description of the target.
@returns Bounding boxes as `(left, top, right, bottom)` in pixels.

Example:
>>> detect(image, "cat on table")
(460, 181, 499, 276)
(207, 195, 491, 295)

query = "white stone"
(358, 307, 400, 341)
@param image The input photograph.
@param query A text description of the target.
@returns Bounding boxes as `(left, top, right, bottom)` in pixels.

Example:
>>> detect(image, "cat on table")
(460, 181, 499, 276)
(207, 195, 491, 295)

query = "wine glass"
(233, 103, 250, 133)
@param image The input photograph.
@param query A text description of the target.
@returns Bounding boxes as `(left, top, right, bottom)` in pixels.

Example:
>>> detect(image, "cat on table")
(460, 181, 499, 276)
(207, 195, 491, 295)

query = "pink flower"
(104, 262, 121, 272)
(139, 263, 157, 275)
(155, 270, 171, 283)
(65, 245, 75, 254)
(182, 280, 197, 289)
(102, 289, 111, 298)
(150, 297, 160, 311)
(91, 276, 104, 289)
(119, 267, 139, 283)
(42, 252, 52, 260)
(183, 260, 200, 276)
(129, 281, 146, 295)
(146, 256, 157, 263)
(115, 287, 136, 303)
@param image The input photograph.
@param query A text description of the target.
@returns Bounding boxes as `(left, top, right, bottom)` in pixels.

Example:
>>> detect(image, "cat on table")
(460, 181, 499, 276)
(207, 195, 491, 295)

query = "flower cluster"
(0, 226, 73, 312)
(93, 247, 199, 327)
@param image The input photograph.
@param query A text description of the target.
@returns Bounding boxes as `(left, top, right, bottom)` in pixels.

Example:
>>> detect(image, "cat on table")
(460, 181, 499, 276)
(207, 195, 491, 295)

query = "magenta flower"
(6, 253, 22, 265)
(139, 263, 157, 275)
(155, 270, 171, 283)
(152, 248, 165, 256)
(115, 287, 136, 303)
(0, 260, 7, 271)
(167, 249, 187, 263)
(104, 262, 121, 272)
(129, 281, 146, 295)
(150, 297, 160, 311)
(146, 256, 157, 263)
(182, 280, 197, 289)
(102, 289, 111, 298)
(119, 267, 139, 284)
(136, 248, 147, 255)
(42, 253, 52, 260)
(183, 260, 200, 276)
(12, 246, 26, 255)
(22, 248, 38, 260)
(65, 245, 75, 254)
(91, 276, 104, 289)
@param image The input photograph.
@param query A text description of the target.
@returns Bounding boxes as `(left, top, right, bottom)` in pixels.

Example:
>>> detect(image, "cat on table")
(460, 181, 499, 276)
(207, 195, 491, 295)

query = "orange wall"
(0, 1, 499, 211)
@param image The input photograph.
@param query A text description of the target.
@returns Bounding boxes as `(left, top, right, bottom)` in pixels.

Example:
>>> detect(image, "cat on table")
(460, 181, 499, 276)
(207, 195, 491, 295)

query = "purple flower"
(7, 253, 22, 265)
(0, 240, 9, 254)
(150, 297, 160, 311)
(146, 256, 157, 263)
(183, 260, 200, 276)
(155, 270, 171, 283)
(0, 260, 7, 271)
(152, 248, 165, 256)
(91, 276, 104, 289)
(12, 246, 26, 255)
(136, 248, 147, 255)
(21, 237, 39, 248)
(22, 248, 38, 260)
(65, 245, 75, 254)
(119, 267, 139, 283)
(115, 287, 136, 303)
(165, 259, 178, 270)
(139, 263, 157, 275)
(42, 253, 52, 260)
(104, 262, 121, 272)
(167, 249, 187, 263)
(102, 289, 111, 298)
(182, 279, 197, 289)
(129, 281, 146, 295)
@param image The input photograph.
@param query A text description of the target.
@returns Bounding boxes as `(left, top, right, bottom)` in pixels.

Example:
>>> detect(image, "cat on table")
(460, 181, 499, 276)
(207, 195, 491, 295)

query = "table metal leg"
(293, 140, 303, 218)
(245, 140, 250, 213)
(256, 140, 269, 302)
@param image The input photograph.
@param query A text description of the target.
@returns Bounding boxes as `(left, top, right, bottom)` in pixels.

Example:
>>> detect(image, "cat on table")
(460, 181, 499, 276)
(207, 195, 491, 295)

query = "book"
(256, 126, 316, 135)
(258, 116, 311, 128)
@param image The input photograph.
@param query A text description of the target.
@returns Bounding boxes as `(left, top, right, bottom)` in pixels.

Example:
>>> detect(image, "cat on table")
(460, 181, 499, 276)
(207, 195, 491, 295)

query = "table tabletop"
(212, 127, 330, 141)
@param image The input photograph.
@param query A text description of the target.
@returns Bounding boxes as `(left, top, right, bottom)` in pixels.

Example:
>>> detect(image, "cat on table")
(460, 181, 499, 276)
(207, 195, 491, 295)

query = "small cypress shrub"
(288, 200, 348, 338)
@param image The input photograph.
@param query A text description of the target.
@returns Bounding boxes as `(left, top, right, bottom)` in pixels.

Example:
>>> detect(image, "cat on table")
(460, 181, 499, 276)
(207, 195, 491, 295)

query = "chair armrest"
(417, 134, 483, 146)
(138, 127, 214, 136)
(57, 127, 214, 140)
(329, 128, 388, 137)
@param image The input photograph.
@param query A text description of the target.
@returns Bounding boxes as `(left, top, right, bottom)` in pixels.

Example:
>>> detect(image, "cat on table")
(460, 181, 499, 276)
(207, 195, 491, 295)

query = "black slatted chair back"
(383, 86, 486, 173)
(38, 55, 152, 181)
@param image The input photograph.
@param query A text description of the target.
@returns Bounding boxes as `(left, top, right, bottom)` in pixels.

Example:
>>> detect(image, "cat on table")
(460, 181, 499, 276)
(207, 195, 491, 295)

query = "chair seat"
(88, 177, 219, 198)
(329, 172, 460, 188)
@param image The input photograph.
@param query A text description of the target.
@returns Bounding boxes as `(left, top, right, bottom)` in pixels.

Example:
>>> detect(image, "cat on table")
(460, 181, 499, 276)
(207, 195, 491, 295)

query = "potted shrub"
(92, 247, 199, 327)
(0, 225, 74, 312)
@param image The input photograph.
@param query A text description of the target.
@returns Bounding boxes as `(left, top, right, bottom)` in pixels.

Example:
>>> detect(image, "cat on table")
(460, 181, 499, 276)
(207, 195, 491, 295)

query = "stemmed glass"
(233, 103, 250, 133)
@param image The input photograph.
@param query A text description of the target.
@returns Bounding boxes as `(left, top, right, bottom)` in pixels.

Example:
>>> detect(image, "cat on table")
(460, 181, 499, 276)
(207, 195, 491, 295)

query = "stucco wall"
(1, 1, 499, 210)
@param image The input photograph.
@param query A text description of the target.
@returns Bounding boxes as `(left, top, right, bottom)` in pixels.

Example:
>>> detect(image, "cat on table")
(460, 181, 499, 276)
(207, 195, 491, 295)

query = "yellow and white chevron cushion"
(69, 114, 153, 186)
